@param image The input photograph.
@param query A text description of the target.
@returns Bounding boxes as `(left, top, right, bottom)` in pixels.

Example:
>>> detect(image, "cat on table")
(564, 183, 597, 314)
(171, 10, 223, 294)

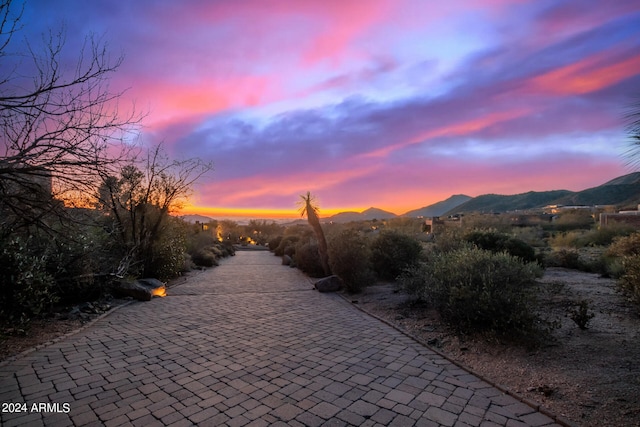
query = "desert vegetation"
(0, 1, 224, 326)
(272, 204, 640, 343)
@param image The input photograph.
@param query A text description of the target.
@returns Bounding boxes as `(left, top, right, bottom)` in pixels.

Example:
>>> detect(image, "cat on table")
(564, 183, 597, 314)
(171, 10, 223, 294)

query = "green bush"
(191, 248, 219, 267)
(607, 232, 640, 258)
(606, 233, 640, 307)
(268, 235, 283, 251)
(431, 228, 470, 254)
(370, 231, 422, 280)
(618, 255, 640, 307)
(545, 210, 595, 232)
(189, 241, 234, 268)
(399, 247, 545, 340)
(0, 236, 57, 323)
(328, 229, 375, 293)
(550, 224, 635, 249)
(569, 300, 595, 330)
(294, 240, 325, 277)
(273, 235, 299, 257)
(142, 218, 189, 281)
(544, 248, 584, 270)
(464, 229, 536, 263)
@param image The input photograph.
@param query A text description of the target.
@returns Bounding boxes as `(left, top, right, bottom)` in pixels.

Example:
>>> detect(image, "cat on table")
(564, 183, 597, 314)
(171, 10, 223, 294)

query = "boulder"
(282, 254, 293, 266)
(314, 275, 343, 293)
(114, 278, 166, 301)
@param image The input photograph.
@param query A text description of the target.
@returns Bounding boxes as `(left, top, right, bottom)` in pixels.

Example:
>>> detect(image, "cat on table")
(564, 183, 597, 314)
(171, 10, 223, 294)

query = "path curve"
(0, 251, 564, 426)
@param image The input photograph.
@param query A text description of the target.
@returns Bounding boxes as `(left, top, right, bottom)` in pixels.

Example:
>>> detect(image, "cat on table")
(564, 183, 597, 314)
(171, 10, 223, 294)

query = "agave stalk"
(298, 191, 331, 276)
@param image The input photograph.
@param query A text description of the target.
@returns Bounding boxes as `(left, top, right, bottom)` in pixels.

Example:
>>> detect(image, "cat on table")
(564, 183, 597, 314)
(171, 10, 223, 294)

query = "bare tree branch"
(0, 0, 142, 236)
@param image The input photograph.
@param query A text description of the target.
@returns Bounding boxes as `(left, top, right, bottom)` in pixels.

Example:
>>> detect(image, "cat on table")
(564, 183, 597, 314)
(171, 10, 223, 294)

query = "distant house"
(544, 205, 594, 214)
(423, 216, 460, 234)
(600, 205, 640, 228)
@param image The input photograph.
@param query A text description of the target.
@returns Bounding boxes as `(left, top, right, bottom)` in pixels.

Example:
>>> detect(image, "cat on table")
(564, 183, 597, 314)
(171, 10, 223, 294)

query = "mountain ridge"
(325, 172, 640, 220)
(445, 172, 640, 215)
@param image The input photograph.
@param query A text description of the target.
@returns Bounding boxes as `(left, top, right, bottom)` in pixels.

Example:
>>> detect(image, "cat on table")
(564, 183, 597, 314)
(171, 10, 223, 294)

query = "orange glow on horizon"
(177, 195, 457, 219)
(177, 204, 383, 220)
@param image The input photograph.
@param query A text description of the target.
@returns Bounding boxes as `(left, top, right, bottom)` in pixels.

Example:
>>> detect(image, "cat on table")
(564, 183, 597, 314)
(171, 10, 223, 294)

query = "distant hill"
(326, 207, 397, 223)
(403, 194, 472, 217)
(445, 172, 640, 215)
(180, 214, 213, 223)
(447, 190, 573, 214)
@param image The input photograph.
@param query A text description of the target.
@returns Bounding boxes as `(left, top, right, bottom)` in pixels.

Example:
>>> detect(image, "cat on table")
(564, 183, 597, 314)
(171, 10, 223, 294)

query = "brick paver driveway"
(0, 251, 564, 426)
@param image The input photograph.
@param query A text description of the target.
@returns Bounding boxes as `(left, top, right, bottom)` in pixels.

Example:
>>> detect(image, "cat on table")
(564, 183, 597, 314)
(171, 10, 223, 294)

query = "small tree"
(96, 145, 212, 279)
(0, 0, 140, 320)
(298, 192, 331, 276)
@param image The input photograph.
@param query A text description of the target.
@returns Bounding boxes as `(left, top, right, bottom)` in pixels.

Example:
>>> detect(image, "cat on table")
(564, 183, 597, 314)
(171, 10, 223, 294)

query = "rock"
(67, 306, 91, 321)
(314, 275, 343, 293)
(114, 278, 166, 301)
(282, 255, 292, 266)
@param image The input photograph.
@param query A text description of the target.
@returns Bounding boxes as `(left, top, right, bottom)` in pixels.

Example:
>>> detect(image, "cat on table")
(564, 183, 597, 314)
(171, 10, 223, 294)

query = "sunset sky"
(21, 0, 640, 218)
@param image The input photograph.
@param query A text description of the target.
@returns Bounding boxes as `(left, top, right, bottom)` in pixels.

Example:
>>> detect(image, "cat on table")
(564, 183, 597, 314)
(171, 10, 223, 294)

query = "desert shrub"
(146, 220, 188, 281)
(186, 231, 218, 254)
(548, 230, 584, 248)
(606, 233, 640, 306)
(583, 225, 635, 246)
(0, 236, 58, 323)
(189, 241, 234, 268)
(511, 226, 546, 247)
(328, 229, 375, 293)
(294, 240, 325, 277)
(46, 233, 100, 303)
(569, 300, 595, 330)
(503, 238, 537, 263)
(544, 249, 584, 269)
(218, 241, 236, 257)
(370, 231, 422, 280)
(398, 247, 545, 339)
(618, 255, 640, 307)
(383, 217, 425, 235)
(431, 228, 470, 253)
(268, 235, 283, 251)
(607, 232, 640, 258)
(550, 224, 635, 249)
(543, 247, 609, 274)
(464, 229, 536, 263)
(273, 235, 300, 257)
(191, 248, 219, 267)
(546, 210, 595, 232)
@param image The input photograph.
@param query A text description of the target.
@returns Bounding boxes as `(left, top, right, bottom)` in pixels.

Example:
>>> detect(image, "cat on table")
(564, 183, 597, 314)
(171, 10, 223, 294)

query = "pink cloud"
(528, 51, 640, 96)
(297, 2, 393, 66)
(532, 1, 640, 46)
(361, 109, 532, 159)
(194, 164, 381, 208)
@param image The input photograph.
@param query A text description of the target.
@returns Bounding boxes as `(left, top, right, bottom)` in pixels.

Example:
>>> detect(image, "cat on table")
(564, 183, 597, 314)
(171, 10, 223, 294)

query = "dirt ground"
(355, 267, 640, 427)
(1, 268, 639, 426)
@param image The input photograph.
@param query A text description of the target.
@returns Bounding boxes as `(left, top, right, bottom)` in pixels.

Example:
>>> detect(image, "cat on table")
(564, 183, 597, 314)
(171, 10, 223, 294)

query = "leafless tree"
(96, 144, 212, 278)
(0, 0, 141, 236)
